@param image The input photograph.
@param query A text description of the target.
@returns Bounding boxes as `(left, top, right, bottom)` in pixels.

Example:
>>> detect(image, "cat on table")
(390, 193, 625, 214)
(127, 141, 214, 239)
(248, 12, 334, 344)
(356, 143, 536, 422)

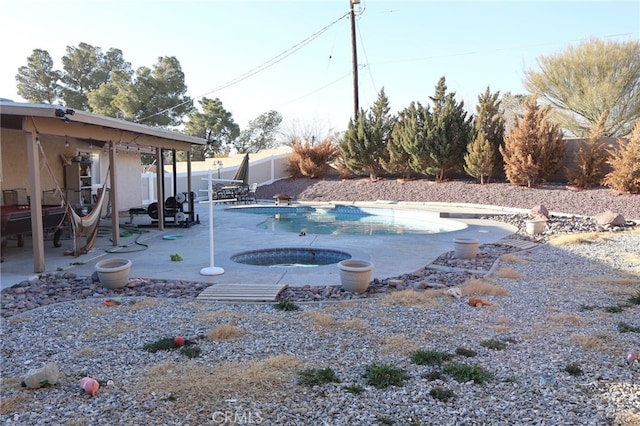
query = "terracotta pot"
(95, 258, 132, 289)
(453, 238, 480, 259)
(338, 259, 373, 293)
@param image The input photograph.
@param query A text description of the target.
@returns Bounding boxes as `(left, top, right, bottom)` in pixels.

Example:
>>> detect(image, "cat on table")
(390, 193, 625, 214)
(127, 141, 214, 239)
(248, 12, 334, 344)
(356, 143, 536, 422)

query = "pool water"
(231, 205, 465, 235)
(231, 248, 351, 267)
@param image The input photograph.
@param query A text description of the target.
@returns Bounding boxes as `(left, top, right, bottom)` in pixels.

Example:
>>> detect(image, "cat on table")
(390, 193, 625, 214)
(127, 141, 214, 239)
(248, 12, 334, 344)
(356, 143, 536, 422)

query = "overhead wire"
(136, 11, 350, 124)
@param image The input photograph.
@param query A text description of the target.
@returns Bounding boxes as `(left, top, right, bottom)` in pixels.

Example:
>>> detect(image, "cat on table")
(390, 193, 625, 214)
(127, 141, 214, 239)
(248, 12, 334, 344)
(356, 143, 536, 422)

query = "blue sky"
(1, 0, 638, 133)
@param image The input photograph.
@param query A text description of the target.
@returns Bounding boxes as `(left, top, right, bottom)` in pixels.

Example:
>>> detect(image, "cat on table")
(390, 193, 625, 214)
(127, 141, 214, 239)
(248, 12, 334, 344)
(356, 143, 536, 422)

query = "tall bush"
(500, 96, 565, 187)
(285, 137, 340, 179)
(603, 121, 640, 193)
(566, 112, 609, 188)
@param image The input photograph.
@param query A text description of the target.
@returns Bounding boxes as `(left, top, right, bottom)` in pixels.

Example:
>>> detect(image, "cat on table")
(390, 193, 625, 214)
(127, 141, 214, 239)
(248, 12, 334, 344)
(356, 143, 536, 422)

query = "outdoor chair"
(245, 183, 258, 203)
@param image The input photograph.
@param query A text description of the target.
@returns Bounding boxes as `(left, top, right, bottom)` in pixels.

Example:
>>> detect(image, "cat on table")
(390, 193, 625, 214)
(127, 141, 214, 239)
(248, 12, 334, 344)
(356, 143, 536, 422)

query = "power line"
(136, 11, 350, 124)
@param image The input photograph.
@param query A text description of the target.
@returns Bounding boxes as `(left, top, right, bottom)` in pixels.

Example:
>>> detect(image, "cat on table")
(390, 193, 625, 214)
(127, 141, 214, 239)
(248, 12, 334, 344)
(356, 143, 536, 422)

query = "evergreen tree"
(184, 97, 240, 159)
(233, 110, 283, 153)
(339, 88, 395, 179)
(421, 77, 473, 180)
(15, 49, 60, 104)
(112, 56, 193, 127)
(383, 102, 423, 178)
(464, 133, 495, 184)
(474, 87, 505, 180)
(500, 95, 565, 187)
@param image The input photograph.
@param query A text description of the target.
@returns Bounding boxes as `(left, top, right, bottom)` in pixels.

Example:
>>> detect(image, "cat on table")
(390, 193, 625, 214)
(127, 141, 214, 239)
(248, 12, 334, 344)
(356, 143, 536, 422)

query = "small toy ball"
(174, 336, 186, 346)
(79, 377, 99, 396)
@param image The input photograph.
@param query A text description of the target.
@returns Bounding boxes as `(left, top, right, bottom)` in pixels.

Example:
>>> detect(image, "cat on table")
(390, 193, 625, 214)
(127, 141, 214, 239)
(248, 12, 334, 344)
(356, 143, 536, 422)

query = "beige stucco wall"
(1, 128, 146, 210)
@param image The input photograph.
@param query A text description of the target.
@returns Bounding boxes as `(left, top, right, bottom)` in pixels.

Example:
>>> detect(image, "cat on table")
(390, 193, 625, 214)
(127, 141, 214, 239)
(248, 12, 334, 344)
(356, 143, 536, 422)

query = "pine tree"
(474, 87, 505, 180)
(603, 121, 640, 193)
(500, 95, 565, 187)
(382, 102, 423, 179)
(464, 133, 495, 184)
(566, 111, 609, 188)
(421, 77, 473, 180)
(339, 88, 395, 179)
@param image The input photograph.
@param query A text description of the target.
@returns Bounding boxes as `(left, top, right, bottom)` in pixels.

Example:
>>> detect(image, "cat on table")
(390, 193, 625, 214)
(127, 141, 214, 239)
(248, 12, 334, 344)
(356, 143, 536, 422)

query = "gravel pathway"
(1, 179, 639, 425)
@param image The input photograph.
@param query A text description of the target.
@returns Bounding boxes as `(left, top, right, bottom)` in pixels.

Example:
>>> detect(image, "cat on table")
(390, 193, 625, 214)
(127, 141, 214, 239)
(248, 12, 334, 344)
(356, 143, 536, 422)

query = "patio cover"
(0, 100, 207, 273)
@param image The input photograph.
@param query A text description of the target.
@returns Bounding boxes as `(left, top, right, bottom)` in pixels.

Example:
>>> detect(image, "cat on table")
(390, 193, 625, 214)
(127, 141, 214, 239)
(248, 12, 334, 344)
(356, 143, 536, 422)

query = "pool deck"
(0, 200, 524, 291)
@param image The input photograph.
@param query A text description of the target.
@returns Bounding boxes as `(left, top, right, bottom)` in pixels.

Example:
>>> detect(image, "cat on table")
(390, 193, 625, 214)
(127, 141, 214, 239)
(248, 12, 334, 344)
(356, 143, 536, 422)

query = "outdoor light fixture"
(55, 107, 75, 122)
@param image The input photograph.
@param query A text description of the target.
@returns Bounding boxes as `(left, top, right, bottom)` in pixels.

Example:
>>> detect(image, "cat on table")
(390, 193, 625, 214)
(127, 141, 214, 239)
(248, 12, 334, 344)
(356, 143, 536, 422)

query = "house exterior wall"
(1, 128, 146, 210)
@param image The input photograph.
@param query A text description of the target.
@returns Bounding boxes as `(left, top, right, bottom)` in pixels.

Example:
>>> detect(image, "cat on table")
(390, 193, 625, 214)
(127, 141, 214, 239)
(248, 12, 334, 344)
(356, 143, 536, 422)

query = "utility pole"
(350, 0, 360, 121)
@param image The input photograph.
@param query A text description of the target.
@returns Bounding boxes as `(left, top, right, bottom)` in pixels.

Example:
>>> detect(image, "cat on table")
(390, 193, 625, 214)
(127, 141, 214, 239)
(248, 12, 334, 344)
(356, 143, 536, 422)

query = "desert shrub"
(363, 363, 410, 388)
(566, 113, 609, 188)
(285, 137, 341, 178)
(298, 367, 340, 386)
(410, 349, 453, 366)
(500, 95, 565, 187)
(603, 121, 640, 193)
(564, 362, 583, 376)
(444, 363, 493, 384)
(480, 339, 507, 350)
(343, 383, 364, 394)
(274, 299, 300, 311)
(455, 347, 477, 357)
(430, 387, 455, 402)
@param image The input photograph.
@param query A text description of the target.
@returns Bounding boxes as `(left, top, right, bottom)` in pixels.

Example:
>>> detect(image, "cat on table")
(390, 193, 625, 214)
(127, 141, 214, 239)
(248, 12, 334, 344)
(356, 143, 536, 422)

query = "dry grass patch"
(380, 335, 419, 355)
(381, 289, 443, 307)
(302, 311, 337, 328)
(494, 268, 522, 279)
(615, 411, 640, 426)
(462, 278, 509, 296)
(75, 347, 96, 357)
(548, 232, 610, 246)
(123, 298, 161, 311)
(0, 391, 30, 415)
(499, 254, 529, 264)
(207, 323, 243, 340)
(136, 355, 302, 407)
(341, 317, 368, 331)
(81, 321, 139, 339)
(548, 313, 583, 325)
(570, 333, 613, 352)
(625, 252, 640, 264)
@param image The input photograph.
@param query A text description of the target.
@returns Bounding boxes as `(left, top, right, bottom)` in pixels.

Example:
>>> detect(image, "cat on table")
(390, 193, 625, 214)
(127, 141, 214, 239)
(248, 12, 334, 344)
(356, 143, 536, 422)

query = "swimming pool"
(229, 205, 466, 235)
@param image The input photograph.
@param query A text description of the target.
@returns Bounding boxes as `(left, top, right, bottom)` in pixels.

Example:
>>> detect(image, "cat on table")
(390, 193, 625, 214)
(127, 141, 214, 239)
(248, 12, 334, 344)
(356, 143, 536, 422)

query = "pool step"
(494, 238, 540, 251)
(197, 283, 288, 302)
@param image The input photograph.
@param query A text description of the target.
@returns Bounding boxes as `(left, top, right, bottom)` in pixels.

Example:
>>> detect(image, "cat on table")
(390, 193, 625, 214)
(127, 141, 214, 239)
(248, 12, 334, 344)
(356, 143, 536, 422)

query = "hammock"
(66, 171, 110, 256)
(36, 138, 111, 257)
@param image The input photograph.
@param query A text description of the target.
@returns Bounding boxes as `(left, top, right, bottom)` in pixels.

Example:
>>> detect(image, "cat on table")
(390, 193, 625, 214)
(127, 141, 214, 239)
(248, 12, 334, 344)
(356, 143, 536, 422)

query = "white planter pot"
(95, 258, 132, 289)
(338, 259, 373, 294)
(525, 219, 546, 235)
(453, 238, 480, 259)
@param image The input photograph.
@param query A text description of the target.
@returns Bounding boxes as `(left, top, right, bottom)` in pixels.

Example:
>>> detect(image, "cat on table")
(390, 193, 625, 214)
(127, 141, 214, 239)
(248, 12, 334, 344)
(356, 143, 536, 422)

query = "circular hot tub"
(231, 248, 351, 267)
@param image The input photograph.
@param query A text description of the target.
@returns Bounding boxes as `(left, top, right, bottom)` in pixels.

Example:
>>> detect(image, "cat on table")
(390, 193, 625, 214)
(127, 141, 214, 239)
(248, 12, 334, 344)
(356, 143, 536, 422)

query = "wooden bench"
(273, 194, 293, 206)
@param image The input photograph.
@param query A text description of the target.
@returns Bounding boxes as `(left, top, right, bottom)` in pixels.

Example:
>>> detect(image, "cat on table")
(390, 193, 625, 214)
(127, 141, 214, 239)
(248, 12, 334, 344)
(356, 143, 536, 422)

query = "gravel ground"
(1, 179, 639, 425)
